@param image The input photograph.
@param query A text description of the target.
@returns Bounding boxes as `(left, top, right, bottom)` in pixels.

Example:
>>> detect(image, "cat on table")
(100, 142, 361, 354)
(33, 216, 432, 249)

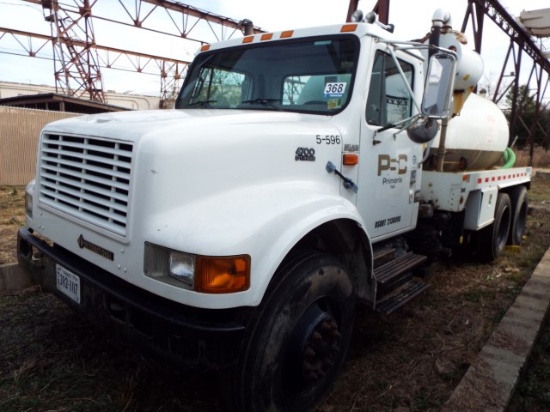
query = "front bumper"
(17, 227, 247, 370)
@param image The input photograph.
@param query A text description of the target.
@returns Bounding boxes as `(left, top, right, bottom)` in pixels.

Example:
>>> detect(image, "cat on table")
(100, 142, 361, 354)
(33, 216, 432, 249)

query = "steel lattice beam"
(461, 0, 550, 152)
(0, 26, 189, 101)
(15, 0, 265, 103)
(22, 0, 264, 44)
(372, 0, 390, 25)
(140, 0, 265, 40)
(461, 0, 550, 74)
(39, 0, 106, 102)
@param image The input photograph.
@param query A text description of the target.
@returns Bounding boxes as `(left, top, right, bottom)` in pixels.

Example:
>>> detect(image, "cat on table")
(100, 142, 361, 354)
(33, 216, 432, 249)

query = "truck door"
(357, 50, 421, 241)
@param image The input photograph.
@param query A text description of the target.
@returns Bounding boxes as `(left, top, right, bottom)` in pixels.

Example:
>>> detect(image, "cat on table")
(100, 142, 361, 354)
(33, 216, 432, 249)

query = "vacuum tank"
(422, 26, 509, 172)
(426, 92, 509, 171)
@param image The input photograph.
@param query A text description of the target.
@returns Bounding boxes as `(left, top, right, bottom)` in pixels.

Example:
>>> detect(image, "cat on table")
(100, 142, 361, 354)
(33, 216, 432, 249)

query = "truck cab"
(176, 20, 432, 244)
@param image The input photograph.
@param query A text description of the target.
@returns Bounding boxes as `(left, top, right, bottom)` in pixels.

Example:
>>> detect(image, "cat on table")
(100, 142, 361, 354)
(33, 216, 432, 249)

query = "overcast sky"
(0, 0, 549, 97)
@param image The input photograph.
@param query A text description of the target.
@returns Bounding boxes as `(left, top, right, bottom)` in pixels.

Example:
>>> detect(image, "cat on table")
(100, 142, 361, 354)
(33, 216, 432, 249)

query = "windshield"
(175, 35, 359, 114)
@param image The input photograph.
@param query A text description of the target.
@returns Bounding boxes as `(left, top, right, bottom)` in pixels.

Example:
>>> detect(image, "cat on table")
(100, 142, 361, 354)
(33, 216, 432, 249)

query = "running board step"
(374, 252, 427, 296)
(376, 279, 430, 315)
(373, 246, 396, 268)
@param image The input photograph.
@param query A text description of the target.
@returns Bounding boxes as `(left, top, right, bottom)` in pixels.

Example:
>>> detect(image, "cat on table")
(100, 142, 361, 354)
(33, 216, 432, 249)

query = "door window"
(366, 52, 414, 127)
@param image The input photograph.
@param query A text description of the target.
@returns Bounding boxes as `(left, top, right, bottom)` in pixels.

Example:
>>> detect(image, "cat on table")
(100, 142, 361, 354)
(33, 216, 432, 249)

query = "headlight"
(144, 242, 250, 293)
(25, 179, 35, 218)
(169, 251, 195, 287)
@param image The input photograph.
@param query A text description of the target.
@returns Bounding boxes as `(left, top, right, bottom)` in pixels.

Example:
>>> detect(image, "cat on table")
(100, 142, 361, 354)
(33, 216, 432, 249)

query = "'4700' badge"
(295, 147, 316, 161)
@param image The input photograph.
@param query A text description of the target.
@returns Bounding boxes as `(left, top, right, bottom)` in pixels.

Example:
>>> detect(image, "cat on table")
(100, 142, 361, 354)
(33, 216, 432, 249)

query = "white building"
(0, 81, 162, 111)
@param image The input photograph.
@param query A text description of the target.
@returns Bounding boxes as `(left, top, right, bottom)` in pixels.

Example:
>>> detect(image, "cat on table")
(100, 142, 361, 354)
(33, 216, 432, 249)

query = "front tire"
(228, 251, 356, 412)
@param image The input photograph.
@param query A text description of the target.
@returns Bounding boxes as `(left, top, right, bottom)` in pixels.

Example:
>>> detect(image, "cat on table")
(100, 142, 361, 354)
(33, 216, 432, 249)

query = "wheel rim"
(282, 298, 341, 397)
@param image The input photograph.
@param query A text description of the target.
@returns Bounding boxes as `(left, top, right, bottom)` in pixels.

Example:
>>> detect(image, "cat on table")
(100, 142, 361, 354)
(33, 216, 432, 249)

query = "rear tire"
(476, 192, 512, 262)
(227, 251, 355, 412)
(507, 186, 528, 245)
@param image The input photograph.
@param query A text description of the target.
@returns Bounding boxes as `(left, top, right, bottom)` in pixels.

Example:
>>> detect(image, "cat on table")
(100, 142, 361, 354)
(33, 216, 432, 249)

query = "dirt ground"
(1, 174, 550, 411)
(0, 185, 24, 265)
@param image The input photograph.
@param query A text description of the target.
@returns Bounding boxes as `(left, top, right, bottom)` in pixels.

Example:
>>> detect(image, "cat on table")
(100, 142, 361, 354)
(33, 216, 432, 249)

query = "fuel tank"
(426, 92, 509, 172)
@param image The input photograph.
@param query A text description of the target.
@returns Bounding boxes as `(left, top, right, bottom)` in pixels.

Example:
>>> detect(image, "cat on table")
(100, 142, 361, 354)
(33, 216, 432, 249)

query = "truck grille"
(39, 133, 134, 236)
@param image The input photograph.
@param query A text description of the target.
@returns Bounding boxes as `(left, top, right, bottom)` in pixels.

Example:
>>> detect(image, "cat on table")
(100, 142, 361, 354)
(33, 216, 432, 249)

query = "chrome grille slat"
(43, 140, 133, 158)
(41, 158, 130, 183)
(39, 133, 133, 236)
(40, 190, 127, 227)
(42, 147, 132, 169)
(40, 184, 128, 214)
(41, 166, 130, 196)
(41, 199, 127, 236)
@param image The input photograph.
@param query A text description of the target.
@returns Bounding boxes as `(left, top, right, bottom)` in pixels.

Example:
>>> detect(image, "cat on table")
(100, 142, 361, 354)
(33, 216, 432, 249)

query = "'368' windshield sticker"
(324, 82, 347, 98)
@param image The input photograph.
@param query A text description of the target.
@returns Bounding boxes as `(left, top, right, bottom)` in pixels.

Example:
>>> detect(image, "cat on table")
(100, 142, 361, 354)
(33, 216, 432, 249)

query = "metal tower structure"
(40, 0, 105, 103)
(9, 0, 265, 104)
(461, 0, 550, 152)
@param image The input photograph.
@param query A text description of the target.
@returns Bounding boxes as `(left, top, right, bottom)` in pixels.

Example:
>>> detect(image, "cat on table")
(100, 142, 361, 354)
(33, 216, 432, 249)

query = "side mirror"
(407, 117, 439, 144)
(421, 52, 457, 119)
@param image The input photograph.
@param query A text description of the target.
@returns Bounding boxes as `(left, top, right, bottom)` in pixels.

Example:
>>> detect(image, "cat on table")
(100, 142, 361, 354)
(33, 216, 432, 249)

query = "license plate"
(56, 265, 81, 304)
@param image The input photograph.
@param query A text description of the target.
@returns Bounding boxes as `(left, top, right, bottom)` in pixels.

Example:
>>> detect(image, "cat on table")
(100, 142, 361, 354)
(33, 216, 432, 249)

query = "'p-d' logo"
(378, 154, 407, 176)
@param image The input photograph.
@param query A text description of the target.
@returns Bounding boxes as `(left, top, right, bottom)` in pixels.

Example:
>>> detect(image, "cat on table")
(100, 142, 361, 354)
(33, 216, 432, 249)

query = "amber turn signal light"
(343, 153, 359, 165)
(195, 255, 251, 293)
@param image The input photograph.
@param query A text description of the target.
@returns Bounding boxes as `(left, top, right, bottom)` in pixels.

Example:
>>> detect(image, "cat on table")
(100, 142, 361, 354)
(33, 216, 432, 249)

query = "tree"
(505, 84, 549, 151)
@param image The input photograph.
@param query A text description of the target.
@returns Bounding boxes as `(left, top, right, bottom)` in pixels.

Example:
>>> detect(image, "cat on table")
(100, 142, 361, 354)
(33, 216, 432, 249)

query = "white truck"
(18, 8, 531, 412)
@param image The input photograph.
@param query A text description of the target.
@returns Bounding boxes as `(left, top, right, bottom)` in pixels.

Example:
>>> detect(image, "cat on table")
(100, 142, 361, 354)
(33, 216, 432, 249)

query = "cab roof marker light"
(341, 24, 358, 32)
(200, 44, 210, 52)
(280, 30, 294, 38)
(261, 33, 273, 41)
(242, 35, 254, 43)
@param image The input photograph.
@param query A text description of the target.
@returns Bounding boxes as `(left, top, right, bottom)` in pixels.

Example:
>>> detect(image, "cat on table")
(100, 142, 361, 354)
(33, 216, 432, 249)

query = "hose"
(501, 147, 516, 169)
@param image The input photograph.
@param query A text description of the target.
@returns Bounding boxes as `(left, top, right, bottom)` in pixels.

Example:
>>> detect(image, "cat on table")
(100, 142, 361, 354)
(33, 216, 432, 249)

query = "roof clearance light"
(341, 24, 358, 32)
(261, 33, 274, 41)
(200, 44, 210, 52)
(242, 35, 254, 43)
(280, 30, 294, 38)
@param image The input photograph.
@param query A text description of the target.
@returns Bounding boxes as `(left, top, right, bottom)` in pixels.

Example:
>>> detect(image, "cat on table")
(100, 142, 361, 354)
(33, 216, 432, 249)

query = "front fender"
(145, 180, 366, 307)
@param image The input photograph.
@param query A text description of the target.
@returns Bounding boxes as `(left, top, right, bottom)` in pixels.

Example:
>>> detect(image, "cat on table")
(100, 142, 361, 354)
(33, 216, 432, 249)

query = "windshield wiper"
(187, 99, 217, 108)
(240, 98, 281, 110)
